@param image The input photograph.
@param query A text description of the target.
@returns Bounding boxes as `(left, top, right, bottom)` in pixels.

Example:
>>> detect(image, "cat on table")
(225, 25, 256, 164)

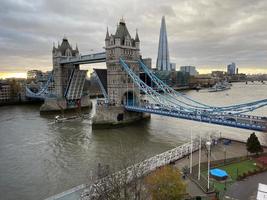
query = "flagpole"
(198, 135, 201, 180)
(190, 128, 193, 174)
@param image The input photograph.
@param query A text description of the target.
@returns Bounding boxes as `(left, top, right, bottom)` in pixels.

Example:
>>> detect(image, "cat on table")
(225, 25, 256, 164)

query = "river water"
(0, 83, 266, 200)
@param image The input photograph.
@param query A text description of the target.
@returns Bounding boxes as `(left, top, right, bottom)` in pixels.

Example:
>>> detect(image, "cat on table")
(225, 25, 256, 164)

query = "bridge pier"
(92, 104, 150, 128)
(40, 95, 92, 113)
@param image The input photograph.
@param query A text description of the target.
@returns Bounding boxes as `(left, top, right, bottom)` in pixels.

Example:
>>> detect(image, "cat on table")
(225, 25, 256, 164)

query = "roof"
(115, 20, 131, 40)
(54, 38, 79, 56)
(59, 38, 72, 52)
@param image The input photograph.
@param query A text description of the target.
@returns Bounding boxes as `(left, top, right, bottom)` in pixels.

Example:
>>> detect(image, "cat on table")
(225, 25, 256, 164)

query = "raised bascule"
(26, 19, 267, 131)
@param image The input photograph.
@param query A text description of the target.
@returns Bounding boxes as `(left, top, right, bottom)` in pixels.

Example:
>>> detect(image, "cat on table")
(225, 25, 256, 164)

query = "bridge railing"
(124, 105, 267, 131)
(80, 135, 219, 199)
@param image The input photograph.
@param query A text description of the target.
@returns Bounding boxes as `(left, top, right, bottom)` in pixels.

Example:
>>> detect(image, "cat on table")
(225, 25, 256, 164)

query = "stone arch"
(122, 90, 137, 106)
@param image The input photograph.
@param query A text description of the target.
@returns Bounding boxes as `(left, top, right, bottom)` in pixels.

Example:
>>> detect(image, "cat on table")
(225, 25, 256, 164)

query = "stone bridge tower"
(40, 38, 90, 112)
(105, 18, 140, 106)
(52, 37, 80, 98)
(93, 19, 150, 127)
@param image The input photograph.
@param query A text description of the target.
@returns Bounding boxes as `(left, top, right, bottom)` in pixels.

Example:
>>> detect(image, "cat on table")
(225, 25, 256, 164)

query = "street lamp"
(190, 129, 193, 174)
(224, 147, 226, 165)
(206, 140, 211, 191)
(198, 136, 202, 180)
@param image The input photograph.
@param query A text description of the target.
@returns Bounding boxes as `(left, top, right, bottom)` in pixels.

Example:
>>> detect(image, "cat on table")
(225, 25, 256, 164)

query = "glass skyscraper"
(156, 16, 171, 71)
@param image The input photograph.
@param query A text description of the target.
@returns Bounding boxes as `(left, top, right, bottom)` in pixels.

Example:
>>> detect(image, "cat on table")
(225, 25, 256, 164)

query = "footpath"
(174, 140, 267, 198)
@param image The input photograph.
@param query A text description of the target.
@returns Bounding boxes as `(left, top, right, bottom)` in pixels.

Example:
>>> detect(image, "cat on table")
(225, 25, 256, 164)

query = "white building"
(180, 66, 199, 76)
(257, 183, 267, 200)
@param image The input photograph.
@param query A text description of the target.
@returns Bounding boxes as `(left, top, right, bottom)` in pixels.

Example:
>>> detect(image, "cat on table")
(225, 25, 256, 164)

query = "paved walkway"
(174, 140, 266, 197)
(45, 140, 266, 200)
(225, 171, 267, 200)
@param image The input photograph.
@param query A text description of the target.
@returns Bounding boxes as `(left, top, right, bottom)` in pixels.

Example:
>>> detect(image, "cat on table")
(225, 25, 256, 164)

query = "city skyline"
(1, 0, 267, 78)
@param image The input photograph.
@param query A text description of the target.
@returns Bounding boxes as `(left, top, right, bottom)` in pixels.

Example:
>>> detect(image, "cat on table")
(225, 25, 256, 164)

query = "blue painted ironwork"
(120, 58, 267, 131)
(120, 58, 191, 112)
(25, 71, 55, 99)
(125, 105, 266, 131)
(93, 70, 109, 103)
(138, 60, 267, 114)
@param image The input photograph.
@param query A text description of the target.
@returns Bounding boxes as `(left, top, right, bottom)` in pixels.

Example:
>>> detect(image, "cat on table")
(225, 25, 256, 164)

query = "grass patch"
(219, 159, 258, 180)
(202, 159, 259, 191)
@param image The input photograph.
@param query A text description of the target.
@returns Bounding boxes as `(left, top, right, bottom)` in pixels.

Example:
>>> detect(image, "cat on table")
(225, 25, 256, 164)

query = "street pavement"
(225, 171, 267, 200)
(174, 140, 266, 198)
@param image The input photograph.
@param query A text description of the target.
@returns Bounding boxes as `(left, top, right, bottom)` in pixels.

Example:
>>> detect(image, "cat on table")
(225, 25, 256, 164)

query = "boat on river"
(54, 114, 92, 123)
(209, 81, 231, 92)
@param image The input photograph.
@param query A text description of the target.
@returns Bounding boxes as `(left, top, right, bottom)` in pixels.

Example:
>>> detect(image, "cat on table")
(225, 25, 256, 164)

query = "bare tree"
(82, 140, 149, 200)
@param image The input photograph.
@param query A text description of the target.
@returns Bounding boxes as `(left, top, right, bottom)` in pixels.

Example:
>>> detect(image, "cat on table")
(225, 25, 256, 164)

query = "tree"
(246, 132, 263, 155)
(84, 141, 149, 200)
(145, 166, 186, 200)
(7, 79, 21, 101)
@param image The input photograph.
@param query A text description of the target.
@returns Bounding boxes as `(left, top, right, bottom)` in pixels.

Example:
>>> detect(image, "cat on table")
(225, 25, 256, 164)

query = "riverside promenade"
(45, 134, 215, 200)
(174, 139, 267, 198)
(45, 134, 266, 200)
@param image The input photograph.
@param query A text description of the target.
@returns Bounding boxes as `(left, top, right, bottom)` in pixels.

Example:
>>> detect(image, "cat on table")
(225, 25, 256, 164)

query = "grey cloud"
(0, 0, 267, 73)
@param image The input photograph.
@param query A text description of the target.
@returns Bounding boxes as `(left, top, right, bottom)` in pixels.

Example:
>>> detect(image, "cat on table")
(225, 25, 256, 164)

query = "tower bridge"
(26, 19, 267, 131)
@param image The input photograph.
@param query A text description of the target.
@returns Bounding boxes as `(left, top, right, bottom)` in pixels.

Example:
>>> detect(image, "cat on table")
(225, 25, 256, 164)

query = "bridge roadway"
(124, 105, 267, 132)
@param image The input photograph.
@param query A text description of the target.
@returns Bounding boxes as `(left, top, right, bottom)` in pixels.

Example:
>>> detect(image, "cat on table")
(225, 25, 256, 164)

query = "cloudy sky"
(0, 0, 267, 78)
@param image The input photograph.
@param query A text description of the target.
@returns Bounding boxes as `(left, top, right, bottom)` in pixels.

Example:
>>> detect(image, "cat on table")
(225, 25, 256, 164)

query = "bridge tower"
(52, 37, 80, 97)
(105, 18, 140, 105)
(93, 19, 150, 127)
(40, 37, 90, 112)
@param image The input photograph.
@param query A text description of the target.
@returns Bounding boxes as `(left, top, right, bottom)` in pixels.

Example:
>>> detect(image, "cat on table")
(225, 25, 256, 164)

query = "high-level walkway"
(59, 52, 106, 65)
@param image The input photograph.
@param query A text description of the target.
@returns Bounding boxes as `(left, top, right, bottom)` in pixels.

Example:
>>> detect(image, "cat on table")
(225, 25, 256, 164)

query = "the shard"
(156, 16, 170, 71)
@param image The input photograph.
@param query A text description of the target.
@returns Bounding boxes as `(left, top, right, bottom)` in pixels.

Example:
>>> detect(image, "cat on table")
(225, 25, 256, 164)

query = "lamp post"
(126, 74, 128, 106)
(190, 129, 193, 174)
(198, 136, 201, 180)
(224, 147, 226, 165)
(206, 140, 211, 191)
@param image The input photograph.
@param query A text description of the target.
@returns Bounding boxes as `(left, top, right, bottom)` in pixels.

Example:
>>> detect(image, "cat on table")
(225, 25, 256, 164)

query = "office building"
(180, 66, 199, 76)
(227, 62, 236, 75)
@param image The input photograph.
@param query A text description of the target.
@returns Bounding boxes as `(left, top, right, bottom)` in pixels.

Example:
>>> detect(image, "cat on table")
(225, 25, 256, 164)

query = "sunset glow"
(0, 72, 27, 79)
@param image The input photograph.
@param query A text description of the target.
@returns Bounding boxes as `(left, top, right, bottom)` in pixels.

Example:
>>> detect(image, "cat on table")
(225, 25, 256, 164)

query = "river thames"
(0, 82, 266, 200)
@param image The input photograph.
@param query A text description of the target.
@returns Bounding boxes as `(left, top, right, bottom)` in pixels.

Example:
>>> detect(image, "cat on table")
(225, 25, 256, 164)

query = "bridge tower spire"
(105, 27, 109, 39)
